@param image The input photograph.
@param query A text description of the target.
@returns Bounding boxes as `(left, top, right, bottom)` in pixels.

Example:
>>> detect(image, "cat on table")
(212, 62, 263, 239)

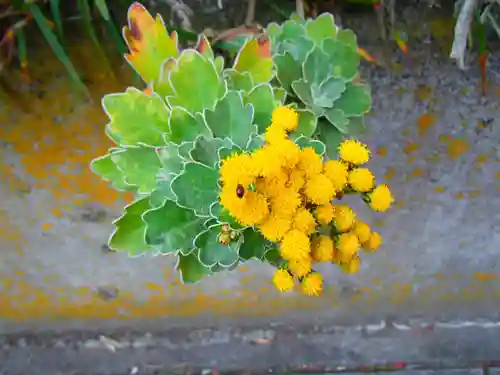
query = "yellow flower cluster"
(219, 106, 394, 296)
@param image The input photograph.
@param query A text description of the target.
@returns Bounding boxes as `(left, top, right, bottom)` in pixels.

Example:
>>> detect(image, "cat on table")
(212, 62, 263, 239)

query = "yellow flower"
(264, 123, 288, 145)
(297, 147, 323, 177)
(341, 254, 361, 274)
(304, 173, 335, 205)
(255, 170, 288, 199)
(364, 231, 382, 251)
(323, 160, 348, 192)
(333, 205, 356, 232)
(220, 153, 257, 187)
(287, 169, 306, 192)
(288, 257, 312, 278)
(220, 187, 269, 226)
(293, 208, 316, 235)
(301, 272, 323, 296)
(273, 269, 295, 292)
(276, 139, 301, 168)
(315, 203, 334, 225)
(348, 168, 374, 192)
(280, 229, 310, 261)
(272, 105, 298, 131)
(338, 139, 370, 165)
(337, 232, 360, 262)
(259, 214, 292, 242)
(252, 145, 284, 178)
(369, 184, 394, 212)
(271, 187, 302, 217)
(353, 221, 371, 244)
(311, 236, 334, 262)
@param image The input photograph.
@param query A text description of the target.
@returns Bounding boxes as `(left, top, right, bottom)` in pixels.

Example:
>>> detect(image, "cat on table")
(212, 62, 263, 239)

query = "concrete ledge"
(2, 322, 500, 374)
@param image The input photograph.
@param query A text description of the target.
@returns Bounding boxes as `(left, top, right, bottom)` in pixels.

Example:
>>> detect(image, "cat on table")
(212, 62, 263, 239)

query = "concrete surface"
(2, 3, 500, 372)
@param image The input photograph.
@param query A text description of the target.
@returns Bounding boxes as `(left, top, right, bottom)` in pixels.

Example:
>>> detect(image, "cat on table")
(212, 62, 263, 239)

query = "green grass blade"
(50, 0, 65, 42)
(77, 0, 114, 76)
(15, 27, 28, 78)
(95, 0, 110, 21)
(27, 3, 89, 97)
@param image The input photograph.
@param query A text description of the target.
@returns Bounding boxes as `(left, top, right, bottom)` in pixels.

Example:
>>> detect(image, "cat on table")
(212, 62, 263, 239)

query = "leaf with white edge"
(264, 245, 285, 267)
(190, 136, 232, 168)
(91, 153, 135, 192)
(246, 134, 265, 152)
(194, 225, 241, 267)
(102, 88, 170, 146)
(239, 229, 267, 260)
(143, 199, 205, 254)
(303, 46, 332, 86)
(111, 146, 162, 194)
(275, 52, 302, 92)
(166, 106, 212, 143)
(234, 38, 274, 84)
(347, 116, 368, 136)
(196, 34, 215, 60)
(305, 13, 338, 43)
(167, 50, 225, 113)
(177, 250, 212, 283)
(109, 196, 151, 255)
(292, 109, 317, 138)
(295, 136, 326, 155)
(324, 108, 349, 134)
(291, 79, 324, 116)
(153, 57, 177, 99)
(280, 36, 314, 63)
(223, 69, 254, 93)
(157, 141, 184, 176)
(337, 29, 357, 50)
(311, 76, 346, 108)
(218, 144, 243, 162)
(266, 22, 281, 38)
(150, 178, 176, 207)
(317, 119, 342, 159)
(214, 56, 225, 76)
(209, 202, 244, 229)
(334, 82, 371, 117)
(274, 87, 287, 103)
(322, 39, 359, 81)
(171, 162, 219, 217)
(244, 83, 278, 133)
(205, 91, 255, 149)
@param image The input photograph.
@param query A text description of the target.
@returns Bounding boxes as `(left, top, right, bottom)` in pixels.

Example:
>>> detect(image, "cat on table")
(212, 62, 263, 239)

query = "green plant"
(91, 2, 393, 295)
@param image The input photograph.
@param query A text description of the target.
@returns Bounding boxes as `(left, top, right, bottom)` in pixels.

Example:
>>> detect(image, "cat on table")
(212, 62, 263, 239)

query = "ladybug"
(236, 184, 245, 198)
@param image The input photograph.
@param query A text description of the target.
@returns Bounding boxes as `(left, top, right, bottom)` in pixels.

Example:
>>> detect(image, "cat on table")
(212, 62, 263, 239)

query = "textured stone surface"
(1, 0, 500, 348)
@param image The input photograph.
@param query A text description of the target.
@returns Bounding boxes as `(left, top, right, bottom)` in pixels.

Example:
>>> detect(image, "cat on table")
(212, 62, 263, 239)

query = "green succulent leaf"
(303, 45, 332, 86)
(295, 135, 326, 155)
(177, 250, 212, 283)
(209, 202, 244, 229)
(324, 108, 349, 134)
(223, 69, 254, 93)
(111, 146, 162, 194)
(273, 87, 287, 103)
(195, 34, 215, 60)
(153, 57, 177, 99)
(317, 119, 342, 159)
(337, 29, 358, 50)
(291, 79, 323, 116)
(244, 83, 278, 133)
(190, 136, 232, 168)
(293, 109, 317, 138)
(205, 90, 256, 149)
(347, 116, 368, 136)
(109, 196, 152, 255)
(246, 134, 265, 152)
(171, 162, 219, 217)
(239, 229, 267, 261)
(167, 106, 212, 143)
(90, 152, 135, 192)
(102, 88, 170, 146)
(233, 38, 274, 84)
(194, 225, 241, 267)
(312, 76, 346, 108)
(157, 141, 185, 176)
(214, 56, 225, 76)
(305, 13, 338, 43)
(334, 82, 371, 117)
(167, 50, 226, 113)
(322, 39, 359, 81)
(274, 52, 302, 92)
(280, 36, 314, 63)
(143, 199, 205, 254)
(264, 245, 285, 267)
